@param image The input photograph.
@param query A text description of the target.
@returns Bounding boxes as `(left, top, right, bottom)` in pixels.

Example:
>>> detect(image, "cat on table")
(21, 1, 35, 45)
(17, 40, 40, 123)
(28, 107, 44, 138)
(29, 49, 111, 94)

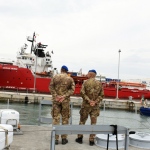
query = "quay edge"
(0, 91, 142, 111)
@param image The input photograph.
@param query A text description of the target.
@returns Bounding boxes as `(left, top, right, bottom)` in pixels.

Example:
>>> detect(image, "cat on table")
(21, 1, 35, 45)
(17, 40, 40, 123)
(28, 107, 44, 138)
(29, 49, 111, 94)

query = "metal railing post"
(124, 128, 129, 150)
(38, 100, 42, 126)
(103, 99, 106, 124)
(50, 127, 56, 150)
(70, 102, 73, 125)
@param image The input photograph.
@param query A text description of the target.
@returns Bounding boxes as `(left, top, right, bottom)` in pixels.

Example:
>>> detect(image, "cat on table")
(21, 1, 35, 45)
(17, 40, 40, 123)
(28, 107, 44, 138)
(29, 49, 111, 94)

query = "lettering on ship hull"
(3, 67, 18, 70)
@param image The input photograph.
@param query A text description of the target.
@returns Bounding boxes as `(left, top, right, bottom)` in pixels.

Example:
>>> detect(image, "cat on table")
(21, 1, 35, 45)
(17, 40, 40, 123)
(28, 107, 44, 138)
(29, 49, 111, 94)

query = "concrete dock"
(0, 91, 148, 150)
(0, 91, 142, 111)
(9, 125, 144, 150)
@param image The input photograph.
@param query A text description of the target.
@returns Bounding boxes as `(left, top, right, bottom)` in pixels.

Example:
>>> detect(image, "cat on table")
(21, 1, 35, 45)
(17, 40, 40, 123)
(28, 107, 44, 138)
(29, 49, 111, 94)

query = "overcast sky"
(1, 0, 150, 80)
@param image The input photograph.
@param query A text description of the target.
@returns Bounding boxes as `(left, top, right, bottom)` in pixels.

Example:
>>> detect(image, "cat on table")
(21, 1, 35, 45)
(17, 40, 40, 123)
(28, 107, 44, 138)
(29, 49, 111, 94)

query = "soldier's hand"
(90, 100, 96, 106)
(59, 95, 65, 102)
(56, 96, 62, 101)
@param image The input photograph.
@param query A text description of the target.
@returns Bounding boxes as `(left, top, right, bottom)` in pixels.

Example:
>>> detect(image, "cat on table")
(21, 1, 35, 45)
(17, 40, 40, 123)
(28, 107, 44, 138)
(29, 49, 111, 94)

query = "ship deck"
(10, 125, 143, 150)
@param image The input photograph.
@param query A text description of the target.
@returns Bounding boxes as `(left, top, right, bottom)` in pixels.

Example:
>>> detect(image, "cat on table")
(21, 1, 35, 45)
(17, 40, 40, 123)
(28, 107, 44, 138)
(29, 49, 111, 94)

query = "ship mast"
(31, 32, 35, 54)
(27, 32, 36, 54)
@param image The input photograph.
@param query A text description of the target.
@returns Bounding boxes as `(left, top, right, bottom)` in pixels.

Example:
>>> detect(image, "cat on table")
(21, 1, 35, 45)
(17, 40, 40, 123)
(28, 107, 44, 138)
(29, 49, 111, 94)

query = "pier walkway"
(10, 125, 143, 150)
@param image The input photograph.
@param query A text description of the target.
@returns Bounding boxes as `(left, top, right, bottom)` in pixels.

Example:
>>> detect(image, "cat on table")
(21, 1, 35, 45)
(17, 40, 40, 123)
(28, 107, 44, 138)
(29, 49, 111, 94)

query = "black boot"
(55, 140, 58, 145)
(75, 137, 83, 144)
(62, 139, 68, 145)
(89, 141, 94, 146)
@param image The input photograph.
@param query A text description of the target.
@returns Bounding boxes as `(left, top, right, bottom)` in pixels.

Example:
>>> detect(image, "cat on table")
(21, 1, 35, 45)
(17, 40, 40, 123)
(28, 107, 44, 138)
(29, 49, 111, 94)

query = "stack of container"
(0, 109, 20, 149)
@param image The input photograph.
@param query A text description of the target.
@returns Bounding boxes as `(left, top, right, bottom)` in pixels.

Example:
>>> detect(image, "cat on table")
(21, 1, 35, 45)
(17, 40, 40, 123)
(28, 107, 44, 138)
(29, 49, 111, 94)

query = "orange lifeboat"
(36, 71, 49, 76)
(109, 81, 146, 88)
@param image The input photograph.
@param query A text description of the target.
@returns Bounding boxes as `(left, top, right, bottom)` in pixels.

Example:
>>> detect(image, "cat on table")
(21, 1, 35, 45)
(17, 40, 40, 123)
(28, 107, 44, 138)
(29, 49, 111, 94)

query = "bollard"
(25, 96, 29, 104)
(7, 99, 9, 109)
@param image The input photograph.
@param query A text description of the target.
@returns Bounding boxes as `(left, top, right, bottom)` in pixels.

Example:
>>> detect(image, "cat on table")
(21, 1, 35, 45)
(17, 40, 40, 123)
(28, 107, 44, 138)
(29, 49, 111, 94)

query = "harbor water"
(0, 101, 150, 133)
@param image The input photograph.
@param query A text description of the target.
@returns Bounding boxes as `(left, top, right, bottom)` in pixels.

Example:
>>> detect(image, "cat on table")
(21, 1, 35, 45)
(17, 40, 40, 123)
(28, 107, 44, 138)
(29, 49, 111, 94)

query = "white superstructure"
(15, 33, 54, 75)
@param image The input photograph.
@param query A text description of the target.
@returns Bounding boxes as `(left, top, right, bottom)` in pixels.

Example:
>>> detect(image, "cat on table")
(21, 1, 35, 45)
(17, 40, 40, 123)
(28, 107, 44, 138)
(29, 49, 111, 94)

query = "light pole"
(33, 53, 37, 93)
(116, 49, 121, 99)
(33, 44, 38, 93)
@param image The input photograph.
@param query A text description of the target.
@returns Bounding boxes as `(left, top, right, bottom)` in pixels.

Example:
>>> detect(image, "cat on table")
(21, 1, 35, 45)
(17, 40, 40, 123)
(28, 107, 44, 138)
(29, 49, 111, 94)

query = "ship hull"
(0, 64, 50, 93)
(0, 64, 150, 99)
(104, 87, 150, 99)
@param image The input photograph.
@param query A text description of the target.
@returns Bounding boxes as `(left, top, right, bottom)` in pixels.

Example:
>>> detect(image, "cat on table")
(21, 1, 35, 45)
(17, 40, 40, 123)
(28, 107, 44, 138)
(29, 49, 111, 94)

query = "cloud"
(0, 0, 150, 80)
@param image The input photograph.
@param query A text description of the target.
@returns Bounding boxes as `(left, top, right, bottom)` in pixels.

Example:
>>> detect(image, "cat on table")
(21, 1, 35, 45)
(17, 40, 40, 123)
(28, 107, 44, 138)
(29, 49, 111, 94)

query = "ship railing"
(50, 125, 129, 150)
(38, 100, 53, 125)
(38, 100, 73, 126)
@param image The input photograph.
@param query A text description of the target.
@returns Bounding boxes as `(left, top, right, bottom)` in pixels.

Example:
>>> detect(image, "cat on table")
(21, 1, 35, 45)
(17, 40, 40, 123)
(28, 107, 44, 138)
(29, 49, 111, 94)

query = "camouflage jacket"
(50, 73, 75, 102)
(80, 78, 104, 105)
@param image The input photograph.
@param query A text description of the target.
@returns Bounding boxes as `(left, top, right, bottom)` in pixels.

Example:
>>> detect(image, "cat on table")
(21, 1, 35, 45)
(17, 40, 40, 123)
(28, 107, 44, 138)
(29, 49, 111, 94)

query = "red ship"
(0, 33, 150, 100)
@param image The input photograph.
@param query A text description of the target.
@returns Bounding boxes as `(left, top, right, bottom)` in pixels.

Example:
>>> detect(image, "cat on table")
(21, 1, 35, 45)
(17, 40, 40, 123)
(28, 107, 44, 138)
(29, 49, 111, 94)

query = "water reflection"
(0, 102, 150, 133)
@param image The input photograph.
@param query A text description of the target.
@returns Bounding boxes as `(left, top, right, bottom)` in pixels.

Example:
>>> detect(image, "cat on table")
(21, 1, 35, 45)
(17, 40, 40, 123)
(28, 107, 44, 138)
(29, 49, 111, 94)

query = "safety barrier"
(50, 125, 129, 150)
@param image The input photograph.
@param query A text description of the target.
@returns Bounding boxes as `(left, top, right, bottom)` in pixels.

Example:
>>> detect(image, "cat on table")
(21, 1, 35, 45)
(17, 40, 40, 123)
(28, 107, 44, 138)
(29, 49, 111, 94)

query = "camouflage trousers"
(51, 102, 70, 140)
(78, 105, 100, 141)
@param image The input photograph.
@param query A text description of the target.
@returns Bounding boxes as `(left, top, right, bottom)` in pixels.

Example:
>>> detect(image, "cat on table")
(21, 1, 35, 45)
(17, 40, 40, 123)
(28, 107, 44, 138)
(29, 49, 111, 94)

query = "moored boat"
(1, 33, 150, 100)
(140, 107, 150, 116)
(103, 81, 150, 99)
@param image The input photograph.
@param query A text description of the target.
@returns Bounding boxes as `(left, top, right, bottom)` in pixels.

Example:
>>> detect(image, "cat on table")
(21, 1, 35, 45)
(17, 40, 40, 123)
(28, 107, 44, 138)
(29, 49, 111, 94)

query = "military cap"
(88, 69, 97, 74)
(61, 65, 68, 71)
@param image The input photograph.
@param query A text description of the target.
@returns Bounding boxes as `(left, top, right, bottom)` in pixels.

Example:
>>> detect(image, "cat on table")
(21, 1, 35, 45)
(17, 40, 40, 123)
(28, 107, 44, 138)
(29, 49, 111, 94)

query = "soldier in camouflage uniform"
(76, 69, 104, 146)
(50, 65, 75, 145)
